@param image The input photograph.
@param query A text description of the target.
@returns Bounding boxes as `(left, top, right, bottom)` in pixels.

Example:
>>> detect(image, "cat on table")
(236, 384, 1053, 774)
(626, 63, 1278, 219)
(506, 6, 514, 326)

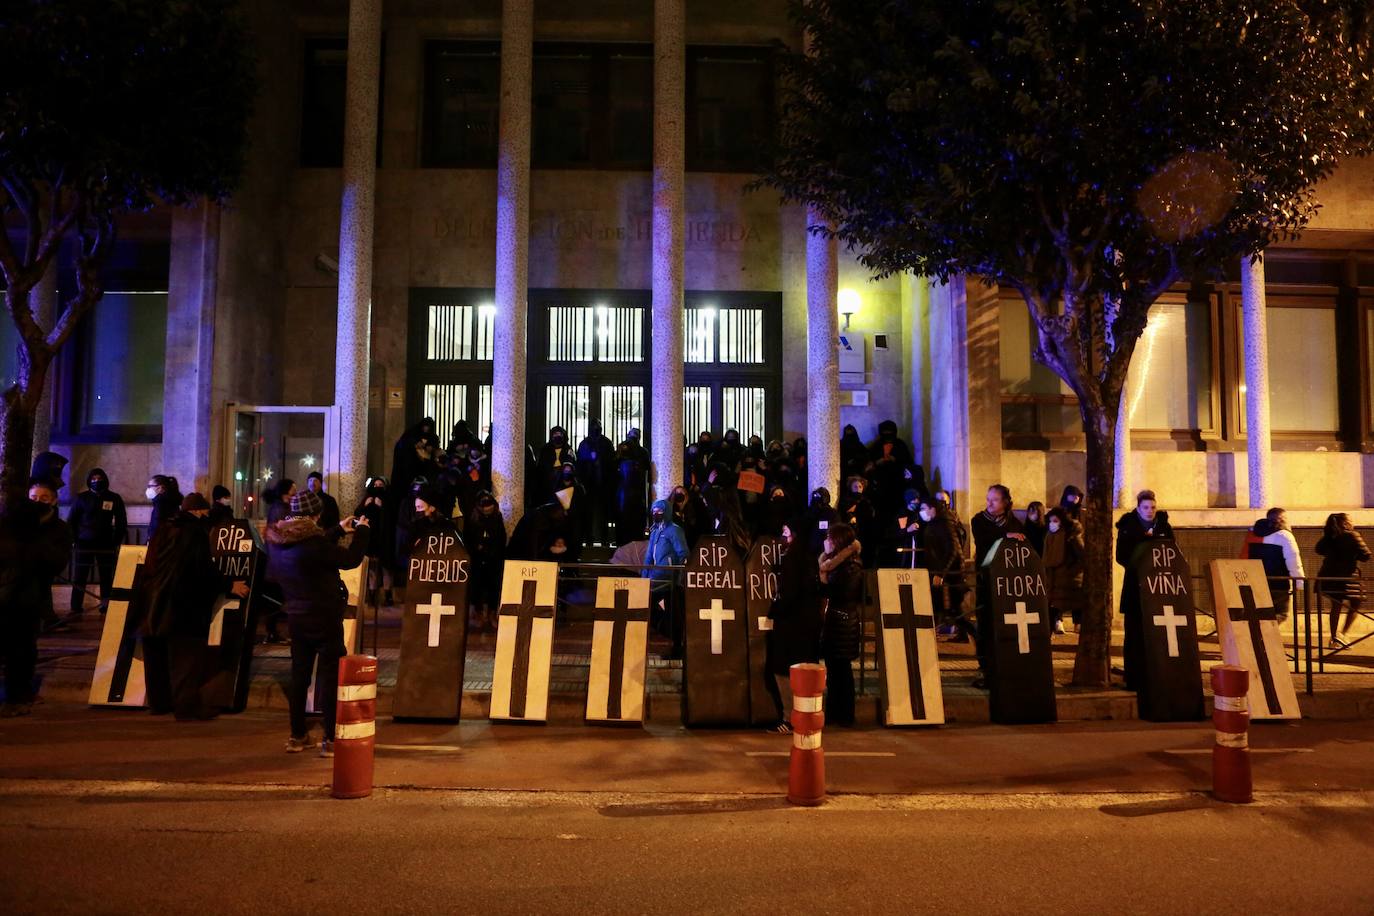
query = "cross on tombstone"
(1004, 601, 1040, 655)
(1230, 584, 1281, 716)
(499, 578, 554, 718)
(882, 582, 936, 720)
(596, 587, 649, 720)
(700, 598, 736, 655)
(106, 564, 147, 703)
(1152, 604, 1187, 658)
(417, 592, 456, 648)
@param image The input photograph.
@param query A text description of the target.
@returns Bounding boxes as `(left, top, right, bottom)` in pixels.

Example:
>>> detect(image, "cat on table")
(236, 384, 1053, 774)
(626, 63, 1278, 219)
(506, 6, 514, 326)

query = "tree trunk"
(0, 388, 37, 515)
(1072, 405, 1118, 688)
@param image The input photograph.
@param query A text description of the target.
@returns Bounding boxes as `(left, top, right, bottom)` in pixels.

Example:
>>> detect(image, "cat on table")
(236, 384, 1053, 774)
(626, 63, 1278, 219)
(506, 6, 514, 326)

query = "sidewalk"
(35, 599, 1374, 723)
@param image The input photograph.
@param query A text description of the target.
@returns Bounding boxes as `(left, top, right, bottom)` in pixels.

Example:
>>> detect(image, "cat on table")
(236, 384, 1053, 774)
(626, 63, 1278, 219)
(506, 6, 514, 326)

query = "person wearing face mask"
(406, 483, 461, 554)
(915, 496, 970, 642)
(803, 487, 838, 557)
(764, 521, 823, 732)
(536, 426, 572, 500)
(818, 522, 864, 727)
(837, 476, 879, 568)
(716, 429, 743, 472)
(1115, 490, 1174, 691)
(760, 485, 793, 538)
(867, 420, 914, 519)
(353, 476, 394, 606)
(208, 485, 235, 525)
(266, 489, 371, 755)
(305, 472, 340, 531)
(465, 492, 507, 633)
(146, 475, 184, 536)
(139, 494, 248, 720)
(643, 499, 689, 582)
(575, 419, 614, 546)
(1042, 507, 1084, 636)
(0, 479, 73, 714)
(839, 424, 869, 480)
(888, 489, 923, 569)
(613, 429, 650, 545)
(66, 468, 128, 619)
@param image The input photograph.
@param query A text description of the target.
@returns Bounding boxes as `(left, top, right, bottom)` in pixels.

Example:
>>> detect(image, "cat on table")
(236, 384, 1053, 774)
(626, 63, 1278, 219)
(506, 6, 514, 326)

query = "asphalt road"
(2, 780, 1372, 914)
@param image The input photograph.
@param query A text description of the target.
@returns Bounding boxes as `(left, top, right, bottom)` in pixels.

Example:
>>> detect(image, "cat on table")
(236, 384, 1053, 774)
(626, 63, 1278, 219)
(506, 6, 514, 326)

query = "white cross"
(416, 592, 455, 647)
(1153, 604, 1186, 658)
(1004, 601, 1040, 655)
(700, 599, 736, 655)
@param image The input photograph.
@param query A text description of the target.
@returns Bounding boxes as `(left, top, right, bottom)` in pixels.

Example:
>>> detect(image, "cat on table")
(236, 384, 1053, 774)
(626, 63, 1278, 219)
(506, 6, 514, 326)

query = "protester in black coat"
(352, 476, 394, 606)
(67, 467, 128, 617)
(576, 419, 615, 545)
(918, 497, 968, 637)
(266, 490, 370, 753)
(465, 493, 506, 632)
(802, 487, 839, 557)
(1023, 501, 1048, 555)
(969, 485, 1026, 684)
(1316, 512, 1372, 645)
(139, 496, 244, 720)
(1115, 490, 1174, 691)
(536, 426, 573, 501)
(819, 522, 864, 727)
(146, 474, 184, 536)
(867, 419, 914, 518)
(764, 521, 823, 730)
(305, 472, 340, 530)
(208, 485, 235, 525)
(613, 429, 650, 545)
(838, 476, 879, 568)
(0, 481, 71, 715)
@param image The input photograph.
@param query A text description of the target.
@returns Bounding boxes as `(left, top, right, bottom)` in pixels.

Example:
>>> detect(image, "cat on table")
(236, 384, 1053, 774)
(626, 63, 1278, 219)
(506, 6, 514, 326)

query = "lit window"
(684, 308, 716, 363)
(684, 386, 712, 439)
(1125, 300, 1213, 431)
(599, 385, 643, 442)
(545, 384, 590, 446)
(722, 386, 766, 442)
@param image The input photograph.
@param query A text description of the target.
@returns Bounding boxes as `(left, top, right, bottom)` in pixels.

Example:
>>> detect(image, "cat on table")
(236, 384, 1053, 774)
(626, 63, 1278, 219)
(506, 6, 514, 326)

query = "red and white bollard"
(1211, 664, 1252, 804)
(333, 655, 378, 800)
(787, 662, 826, 807)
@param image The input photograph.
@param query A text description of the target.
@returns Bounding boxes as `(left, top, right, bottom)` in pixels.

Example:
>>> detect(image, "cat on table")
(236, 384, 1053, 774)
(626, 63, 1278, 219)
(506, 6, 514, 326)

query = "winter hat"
(180, 492, 211, 512)
(290, 489, 324, 517)
(212, 485, 231, 502)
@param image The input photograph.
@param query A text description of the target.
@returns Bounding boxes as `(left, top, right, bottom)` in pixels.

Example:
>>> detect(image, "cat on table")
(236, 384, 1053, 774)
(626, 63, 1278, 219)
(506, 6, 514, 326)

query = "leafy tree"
(0, 0, 255, 511)
(765, 0, 1374, 685)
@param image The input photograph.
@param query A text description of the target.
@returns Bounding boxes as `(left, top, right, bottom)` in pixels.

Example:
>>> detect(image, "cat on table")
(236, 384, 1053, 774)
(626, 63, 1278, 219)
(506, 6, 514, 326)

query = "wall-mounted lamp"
(837, 288, 861, 330)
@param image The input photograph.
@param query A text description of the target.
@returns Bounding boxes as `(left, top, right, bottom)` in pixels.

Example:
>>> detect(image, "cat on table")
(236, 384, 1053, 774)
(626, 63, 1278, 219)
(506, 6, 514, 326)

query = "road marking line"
(376, 744, 464, 752)
(1163, 748, 1314, 756)
(744, 751, 897, 758)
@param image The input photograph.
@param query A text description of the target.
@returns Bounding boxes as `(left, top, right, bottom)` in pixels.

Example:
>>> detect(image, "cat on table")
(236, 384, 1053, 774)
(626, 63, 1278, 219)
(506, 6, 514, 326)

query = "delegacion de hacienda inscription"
(432, 210, 766, 248)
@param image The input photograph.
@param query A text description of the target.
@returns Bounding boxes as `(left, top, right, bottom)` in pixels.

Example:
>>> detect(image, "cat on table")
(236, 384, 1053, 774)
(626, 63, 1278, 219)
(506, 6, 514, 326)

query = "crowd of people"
(1, 422, 1371, 737)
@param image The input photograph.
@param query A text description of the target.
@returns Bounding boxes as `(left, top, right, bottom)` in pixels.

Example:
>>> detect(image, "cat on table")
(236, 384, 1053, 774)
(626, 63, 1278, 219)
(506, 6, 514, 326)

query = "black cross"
(595, 588, 650, 720)
(499, 578, 554, 718)
(881, 583, 935, 720)
(105, 562, 148, 703)
(1231, 584, 1281, 716)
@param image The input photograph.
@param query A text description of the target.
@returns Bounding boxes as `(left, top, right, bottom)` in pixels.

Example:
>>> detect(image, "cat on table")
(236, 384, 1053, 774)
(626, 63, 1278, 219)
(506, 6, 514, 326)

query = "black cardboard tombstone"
(745, 536, 786, 725)
(204, 519, 262, 712)
(984, 538, 1057, 724)
(88, 545, 149, 707)
(683, 536, 750, 726)
(394, 532, 471, 719)
(1132, 540, 1205, 721)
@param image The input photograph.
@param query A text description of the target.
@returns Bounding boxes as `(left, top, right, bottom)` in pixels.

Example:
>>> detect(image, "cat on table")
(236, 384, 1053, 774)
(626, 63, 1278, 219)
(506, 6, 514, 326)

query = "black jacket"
(148, 491, 182, 536)
(767, 540, 823, 675)
(140, 513, 224, 638)
(971, 510, 1025, 568)
(68, 488, 128, 546)
(0, 503, 71, 618)
(1114, 509, 1174, 568)
(266, 517, 369, 622)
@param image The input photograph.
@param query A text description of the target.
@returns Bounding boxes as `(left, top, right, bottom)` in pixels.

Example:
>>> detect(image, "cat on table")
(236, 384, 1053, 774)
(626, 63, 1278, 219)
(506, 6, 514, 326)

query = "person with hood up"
(760, 485, 793, 538)
(466, 492, 506, 633)
(67, 467, 128, 618)
(446, 419, 481, 457)
(266, 489, 370, 755)
(613, 428, 650, 545)
(353, 476, 394, 607)
(1115, 490, 1174, 690)
(765, 521, 824, 732)
(642, 498, 688, 581)
(868, 420, 914, 517)
(389, 417, 438, 540)
(838, 475, 879, 567)
(1, 478, 72, 714)
(576, 419, 615, 545)
(686, 431, 716, 488)
(839, 424, 868, 479)
(402, 483, 462, 566)
(802, 487, 839, 557)
(1059, 484, 1085, 523)
(819, 522, 864, 726)
(139, 493, 247, 720)
(208, 485, 235, 525)
(1042, 507, 1085, 634)
(716, 428, 743, 471)
(536, 426, 573, 500)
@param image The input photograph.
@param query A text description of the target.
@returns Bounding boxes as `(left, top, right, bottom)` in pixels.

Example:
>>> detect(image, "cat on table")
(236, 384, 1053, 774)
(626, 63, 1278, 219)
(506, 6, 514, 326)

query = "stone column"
(650, 0, 685, 498)
(964, 279, 1002, 506)
(491, 0, 533, 526)
(1114, 374, 1133, 509)
(333, 0, 383, 512)
(28, 262, 57, 455)
(161, 202, 220, 494)
(805, 211, 840, 495)
(1240, 253, 1272, 509)
(927, 277, 973, 513)
(906, 273, 931, 464)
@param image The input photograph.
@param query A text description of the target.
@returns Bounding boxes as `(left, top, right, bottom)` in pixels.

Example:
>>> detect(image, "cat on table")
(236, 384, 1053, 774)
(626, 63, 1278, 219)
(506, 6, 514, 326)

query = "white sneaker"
(1053, 620, 1066, 635)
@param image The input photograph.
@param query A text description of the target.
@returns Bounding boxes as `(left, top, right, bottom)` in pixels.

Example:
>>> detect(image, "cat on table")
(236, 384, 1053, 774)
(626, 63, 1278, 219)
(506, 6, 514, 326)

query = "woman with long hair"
(1316, 512, 1371, 648)
(819, 521, 864, 726)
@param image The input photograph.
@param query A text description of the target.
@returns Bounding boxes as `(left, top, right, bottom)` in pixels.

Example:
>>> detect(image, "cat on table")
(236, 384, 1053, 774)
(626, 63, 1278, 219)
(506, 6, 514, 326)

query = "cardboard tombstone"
(203, 519, 262, 712)
(307, 555, 371, 715)
(683, 536, 751, 726)
(984, 539, 1057, 724)
(876, 568, 945, 726)
(1209, 559, 1301, 720)
(490, 560, 559, 722)
(1132, 540, 1205, 721)
(745, 536, 786, 725)
(393, 533, 471, 719)
(586, 576, 651, 724)
(89, 545, 150, 707)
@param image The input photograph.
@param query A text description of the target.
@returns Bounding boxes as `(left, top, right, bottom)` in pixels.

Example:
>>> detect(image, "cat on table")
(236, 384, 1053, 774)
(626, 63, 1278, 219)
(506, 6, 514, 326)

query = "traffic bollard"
(333, 654, 378, 800)
(787, 662, 827, 806)
(1211, 664, 1252, 804)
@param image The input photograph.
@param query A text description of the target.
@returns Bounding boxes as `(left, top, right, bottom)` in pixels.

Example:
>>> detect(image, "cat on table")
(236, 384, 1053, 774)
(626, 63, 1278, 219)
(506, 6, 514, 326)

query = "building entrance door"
(222, 404, 340, 520)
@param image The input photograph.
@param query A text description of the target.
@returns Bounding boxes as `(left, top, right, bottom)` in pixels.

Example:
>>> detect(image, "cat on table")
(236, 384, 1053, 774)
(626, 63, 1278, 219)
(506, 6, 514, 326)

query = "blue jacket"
(643, 499, 688, 580)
